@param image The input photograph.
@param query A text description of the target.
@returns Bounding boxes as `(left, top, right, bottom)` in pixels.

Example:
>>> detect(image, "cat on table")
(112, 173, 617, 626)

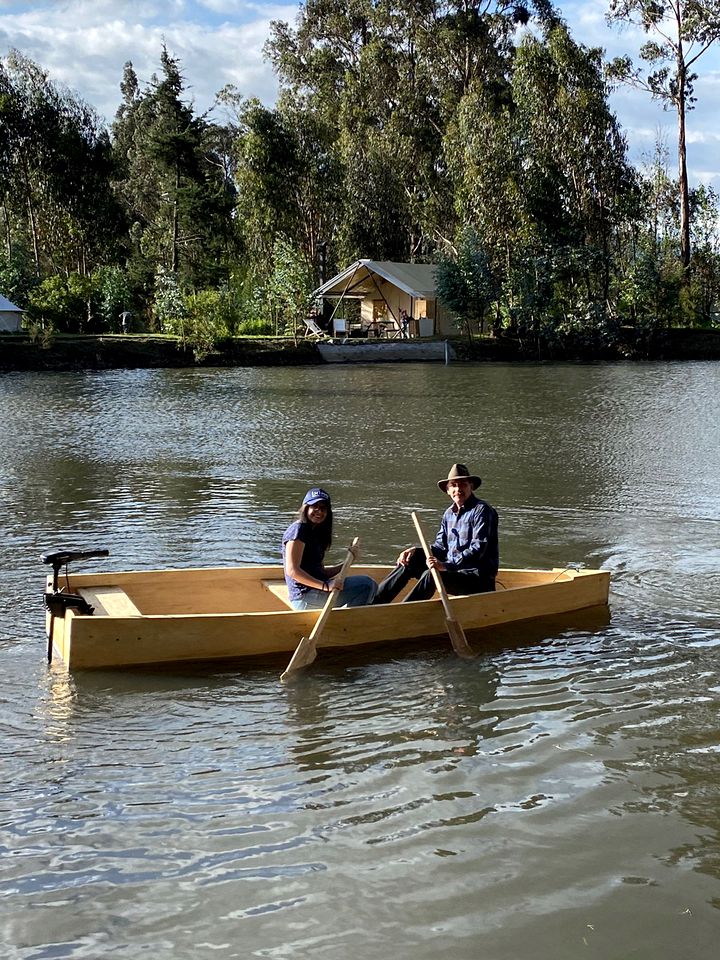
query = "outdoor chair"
(303, 316, 326, 339)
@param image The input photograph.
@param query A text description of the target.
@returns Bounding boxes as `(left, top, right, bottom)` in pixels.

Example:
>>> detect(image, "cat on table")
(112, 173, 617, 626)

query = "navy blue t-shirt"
(282, 520, 327, 601)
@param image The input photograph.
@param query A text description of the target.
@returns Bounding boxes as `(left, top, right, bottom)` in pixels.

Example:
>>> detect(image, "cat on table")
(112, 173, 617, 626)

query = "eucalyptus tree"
(0, 51, 54, 271)
(278, 95, 344, 270)
(228, 90, 336, 324)
(266, 0, 534, 265)
(0, 62, 19, 261)
(265, 0, 422, 263)
(688, 184, 720, 323)
(266, 1, 606, 270)
(230, 96, 306, 265)
(0, 50, 123, 294)
(442, 81, 523, 268)
(48, 94, 124, 276)
(445, 16, 638, 337)
(606, 0, 720, 272)
(511, 21, 639, 303)
(436, 227, 499, 336)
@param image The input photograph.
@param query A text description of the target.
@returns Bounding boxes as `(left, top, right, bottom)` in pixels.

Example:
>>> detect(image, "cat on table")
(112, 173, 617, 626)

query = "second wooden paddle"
(280, 537, 360, 682)
(411, 512, 475, 659)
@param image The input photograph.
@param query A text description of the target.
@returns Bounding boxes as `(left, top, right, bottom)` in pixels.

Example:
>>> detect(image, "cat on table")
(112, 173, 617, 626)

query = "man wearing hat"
(374, 464, 498, 604)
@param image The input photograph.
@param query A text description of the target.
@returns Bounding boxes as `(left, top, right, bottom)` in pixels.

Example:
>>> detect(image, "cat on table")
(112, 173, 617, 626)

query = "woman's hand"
(327, 577, 344, 592)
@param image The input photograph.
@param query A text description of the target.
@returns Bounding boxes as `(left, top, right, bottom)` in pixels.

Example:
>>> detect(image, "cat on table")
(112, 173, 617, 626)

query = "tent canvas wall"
(0, 294, 23, 332)
(311, 260, 456, 336)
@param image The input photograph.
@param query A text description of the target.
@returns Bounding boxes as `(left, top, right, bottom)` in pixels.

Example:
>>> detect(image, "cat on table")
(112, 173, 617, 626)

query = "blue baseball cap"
(303, 487, 331, 506)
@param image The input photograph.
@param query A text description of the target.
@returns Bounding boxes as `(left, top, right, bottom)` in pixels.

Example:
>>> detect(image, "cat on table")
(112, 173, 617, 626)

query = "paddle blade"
(446, 617, 475, 660)
(280, 537, 360, 683)
(280, 635, 318, 682)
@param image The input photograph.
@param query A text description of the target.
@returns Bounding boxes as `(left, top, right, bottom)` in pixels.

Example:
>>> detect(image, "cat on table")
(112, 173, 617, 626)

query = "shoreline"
(2, 328, 720, 372)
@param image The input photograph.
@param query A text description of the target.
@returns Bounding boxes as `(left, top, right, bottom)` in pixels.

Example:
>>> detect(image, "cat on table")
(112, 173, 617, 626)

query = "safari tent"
(311, 260, 456, 337)
(0, 294, 23, 332)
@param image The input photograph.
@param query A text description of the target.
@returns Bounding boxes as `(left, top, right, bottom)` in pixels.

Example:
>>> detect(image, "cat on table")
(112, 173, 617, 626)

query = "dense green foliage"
(1, 1, 719, 353)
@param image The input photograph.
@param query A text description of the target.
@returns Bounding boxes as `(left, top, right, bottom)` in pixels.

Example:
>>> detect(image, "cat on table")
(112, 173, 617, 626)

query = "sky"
(1, 0, 719, 190)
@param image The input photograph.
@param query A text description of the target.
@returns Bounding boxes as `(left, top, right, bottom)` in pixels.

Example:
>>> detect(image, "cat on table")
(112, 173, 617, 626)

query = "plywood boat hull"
(45, 564, 610, 670)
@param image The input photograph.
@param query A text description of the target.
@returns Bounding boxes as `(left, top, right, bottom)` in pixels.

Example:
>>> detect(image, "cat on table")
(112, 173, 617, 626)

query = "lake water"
(1, 361, 719, 959)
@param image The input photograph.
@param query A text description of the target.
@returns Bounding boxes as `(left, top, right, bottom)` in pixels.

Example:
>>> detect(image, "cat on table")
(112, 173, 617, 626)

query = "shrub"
(27, 273, 93, 332)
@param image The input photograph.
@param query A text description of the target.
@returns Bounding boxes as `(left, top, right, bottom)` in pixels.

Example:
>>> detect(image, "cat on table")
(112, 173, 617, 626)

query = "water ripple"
(3, 365, 720, 959)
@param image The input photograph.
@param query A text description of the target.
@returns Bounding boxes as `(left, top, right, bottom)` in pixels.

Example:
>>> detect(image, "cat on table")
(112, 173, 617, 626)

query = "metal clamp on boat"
(44, 590, 95, 616)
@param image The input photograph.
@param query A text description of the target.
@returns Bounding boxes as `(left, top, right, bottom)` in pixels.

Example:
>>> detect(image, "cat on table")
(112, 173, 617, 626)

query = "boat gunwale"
(60, 566, 608, 622)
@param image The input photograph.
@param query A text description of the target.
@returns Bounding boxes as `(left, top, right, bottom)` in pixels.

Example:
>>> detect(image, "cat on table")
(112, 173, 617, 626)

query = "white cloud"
(686, 130, 720, 145)
(198, 0, 295, 13)
(0, 1, 296, 121)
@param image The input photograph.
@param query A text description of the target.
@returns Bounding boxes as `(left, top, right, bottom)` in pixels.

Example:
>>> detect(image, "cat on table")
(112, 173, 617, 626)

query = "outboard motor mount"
(42, 547, 110, 591)
(41, 547, 110, 663)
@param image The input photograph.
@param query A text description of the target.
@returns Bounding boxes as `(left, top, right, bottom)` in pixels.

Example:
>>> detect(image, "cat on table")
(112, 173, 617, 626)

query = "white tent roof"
(0, 294, 22, 312)
(0, 294, 23, 331)
(312, 260, 438, 300)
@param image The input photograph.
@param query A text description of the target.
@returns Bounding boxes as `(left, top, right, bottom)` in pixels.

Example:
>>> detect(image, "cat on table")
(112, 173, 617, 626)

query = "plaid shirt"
(432, 493, 499, 577)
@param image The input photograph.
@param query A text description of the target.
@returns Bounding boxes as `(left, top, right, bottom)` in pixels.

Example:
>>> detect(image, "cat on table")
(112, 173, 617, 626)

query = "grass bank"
(2, 328, 720, 372)
(0, 334, 322, 372)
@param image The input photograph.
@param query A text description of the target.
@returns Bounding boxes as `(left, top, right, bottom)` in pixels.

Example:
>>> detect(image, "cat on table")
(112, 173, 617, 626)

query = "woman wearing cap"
(282, 488, 377, 610)
(373, 463, 499, 604)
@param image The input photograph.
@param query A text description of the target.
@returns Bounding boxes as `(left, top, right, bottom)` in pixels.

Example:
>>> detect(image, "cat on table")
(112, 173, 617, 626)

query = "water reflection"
(39, 667, 79, 742)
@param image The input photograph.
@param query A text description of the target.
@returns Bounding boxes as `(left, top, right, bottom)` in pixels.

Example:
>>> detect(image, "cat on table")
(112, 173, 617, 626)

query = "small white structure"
(311, 260, 456, 337)
(0, 294, 24, 332)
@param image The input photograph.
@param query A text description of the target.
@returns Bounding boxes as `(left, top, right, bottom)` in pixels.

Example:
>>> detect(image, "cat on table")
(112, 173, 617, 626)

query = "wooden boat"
(42, 550, 610, 670)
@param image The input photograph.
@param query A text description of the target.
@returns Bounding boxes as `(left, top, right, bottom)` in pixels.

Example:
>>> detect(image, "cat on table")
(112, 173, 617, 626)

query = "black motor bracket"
(41, 547, 110, 593)
(44, 590, 95, 616)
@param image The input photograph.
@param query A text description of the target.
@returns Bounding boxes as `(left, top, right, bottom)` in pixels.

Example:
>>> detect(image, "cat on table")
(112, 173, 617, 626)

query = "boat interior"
(55, 564, 582, 619)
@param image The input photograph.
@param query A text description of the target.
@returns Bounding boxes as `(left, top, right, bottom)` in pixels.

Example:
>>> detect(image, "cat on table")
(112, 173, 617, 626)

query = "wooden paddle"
(280, 537, 360, 682)
(411, 512, 475, 660)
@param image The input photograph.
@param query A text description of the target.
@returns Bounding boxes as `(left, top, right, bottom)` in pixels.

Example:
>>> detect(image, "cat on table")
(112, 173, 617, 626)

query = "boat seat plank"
(77, 586, 142, 618)
(262, 579, 294, 609)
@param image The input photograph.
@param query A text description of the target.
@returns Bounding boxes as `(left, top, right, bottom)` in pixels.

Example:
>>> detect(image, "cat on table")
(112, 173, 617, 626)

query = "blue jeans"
(290, 575, 377, 610)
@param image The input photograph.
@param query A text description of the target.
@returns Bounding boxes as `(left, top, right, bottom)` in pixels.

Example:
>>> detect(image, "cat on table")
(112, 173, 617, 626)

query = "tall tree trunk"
(676, 54, 691, 274)
(1, 199, 11, 259)
(171, 165, 180, 274)
(27, 194, 40, 273)
(20, 158, 41, 272)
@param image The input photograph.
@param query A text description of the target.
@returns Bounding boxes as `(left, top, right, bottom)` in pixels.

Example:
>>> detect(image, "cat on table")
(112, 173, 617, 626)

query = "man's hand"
(427, 556, 447, 572)
(397, 548, 415, 566)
